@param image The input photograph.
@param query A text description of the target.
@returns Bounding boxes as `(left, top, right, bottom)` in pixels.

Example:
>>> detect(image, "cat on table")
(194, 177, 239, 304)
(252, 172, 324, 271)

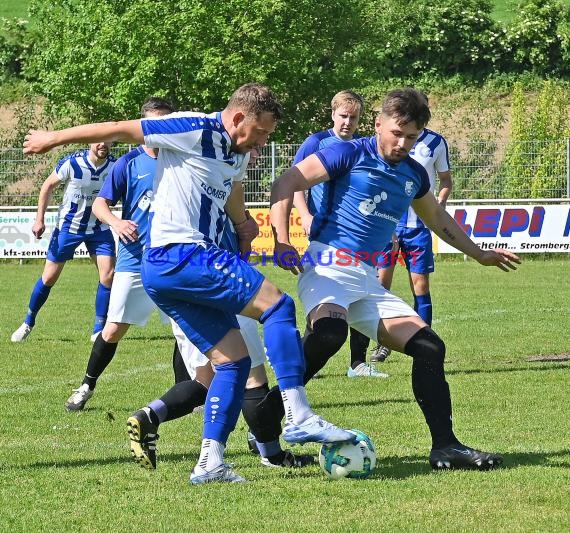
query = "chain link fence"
(1, 140, 569, 207)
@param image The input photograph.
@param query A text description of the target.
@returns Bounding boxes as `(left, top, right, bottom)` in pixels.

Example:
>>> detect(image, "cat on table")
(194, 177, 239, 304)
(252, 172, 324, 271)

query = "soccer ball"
(319, 429, 377, 480)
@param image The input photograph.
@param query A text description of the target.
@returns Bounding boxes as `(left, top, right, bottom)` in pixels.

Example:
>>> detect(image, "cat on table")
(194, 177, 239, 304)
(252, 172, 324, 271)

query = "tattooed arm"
(412, 192, 520, 271)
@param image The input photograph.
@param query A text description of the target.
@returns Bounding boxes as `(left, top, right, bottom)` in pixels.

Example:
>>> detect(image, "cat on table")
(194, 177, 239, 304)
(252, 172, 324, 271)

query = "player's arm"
(32, 172, 61, 238)
(437, 170, 452, 208)
(293, 190, 313, 236)
(225, 182, 258, 253)
(23, 120, 144, 155)
(92, 197, 138, 244)
(270, 154, 329, 274)
(412, 192, 520, 271)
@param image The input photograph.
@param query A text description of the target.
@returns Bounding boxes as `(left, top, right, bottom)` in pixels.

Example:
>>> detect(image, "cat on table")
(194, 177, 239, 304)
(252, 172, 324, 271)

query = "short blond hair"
(331, 90, 364, 115)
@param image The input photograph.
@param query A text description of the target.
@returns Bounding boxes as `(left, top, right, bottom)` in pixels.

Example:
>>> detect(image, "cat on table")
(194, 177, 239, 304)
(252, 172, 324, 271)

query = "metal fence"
(1, 139, 569, 207)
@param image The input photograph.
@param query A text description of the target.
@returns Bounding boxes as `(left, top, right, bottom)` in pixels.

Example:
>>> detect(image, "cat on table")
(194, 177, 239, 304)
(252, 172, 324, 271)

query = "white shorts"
(298, 241, 417, 340)
(107, 271, 169, 326)
(173, 315, 266, 380)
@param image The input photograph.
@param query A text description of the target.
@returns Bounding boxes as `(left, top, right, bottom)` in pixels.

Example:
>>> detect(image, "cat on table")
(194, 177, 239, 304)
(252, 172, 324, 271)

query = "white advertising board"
(433, 204, 570, 253)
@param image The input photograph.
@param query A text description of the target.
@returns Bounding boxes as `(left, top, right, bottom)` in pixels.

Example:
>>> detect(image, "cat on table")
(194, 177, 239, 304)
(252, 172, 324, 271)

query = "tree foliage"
(25, 0, 363, 139)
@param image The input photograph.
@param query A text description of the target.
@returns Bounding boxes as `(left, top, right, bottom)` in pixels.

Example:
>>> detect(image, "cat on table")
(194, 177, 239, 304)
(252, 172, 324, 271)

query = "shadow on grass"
(445, 362, 569, 376)
(12, 449, 569, 481)
(315, 397, 414, 410)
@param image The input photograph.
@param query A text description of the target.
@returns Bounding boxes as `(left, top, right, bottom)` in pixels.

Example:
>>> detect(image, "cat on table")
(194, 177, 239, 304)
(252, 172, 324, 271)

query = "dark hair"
(227, 83, 283, 121)
(381, 88, 431, 129)
(140, 97, 176, 117)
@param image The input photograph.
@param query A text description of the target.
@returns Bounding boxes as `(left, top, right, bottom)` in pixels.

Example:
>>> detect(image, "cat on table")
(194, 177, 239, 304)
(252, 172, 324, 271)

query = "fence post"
(271, 141, 276, 182)
(567, 138, 570, 198)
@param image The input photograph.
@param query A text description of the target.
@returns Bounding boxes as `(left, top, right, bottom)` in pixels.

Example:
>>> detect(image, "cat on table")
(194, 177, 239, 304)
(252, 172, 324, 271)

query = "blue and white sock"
(203, 356, 251, 444)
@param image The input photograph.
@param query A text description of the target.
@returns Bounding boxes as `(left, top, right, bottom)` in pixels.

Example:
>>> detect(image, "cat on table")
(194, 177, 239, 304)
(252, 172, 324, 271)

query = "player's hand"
(300, 213, 313, 236)
(32, 220, 45, 239)
(112, 219, 139, 244)
(23, 130, 57, 155)
(477, 249, 521, 272)
(274, 242, 303, 275)
(234, 210, 259, 243)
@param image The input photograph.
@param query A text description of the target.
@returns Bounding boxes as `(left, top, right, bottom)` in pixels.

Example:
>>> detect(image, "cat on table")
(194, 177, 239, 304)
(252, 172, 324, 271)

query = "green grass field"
(0, 258, 568, 532)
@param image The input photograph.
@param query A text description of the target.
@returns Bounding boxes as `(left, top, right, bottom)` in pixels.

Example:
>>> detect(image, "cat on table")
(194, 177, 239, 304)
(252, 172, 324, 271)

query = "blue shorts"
(379, 226, 434, 274)
(141, 242, 265, 354)
(47, 228, 116, 262)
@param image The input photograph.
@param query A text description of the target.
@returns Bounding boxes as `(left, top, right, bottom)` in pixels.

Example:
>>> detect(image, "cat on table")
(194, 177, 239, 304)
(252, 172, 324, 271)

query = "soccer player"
(293, 89, 388, 379)
(269, 87, 520, 471)
(23, 83, 353, 484)
(126, 150, 314, 470)
(355, 108, 453, 363)
(64, 97, 176, 411)
(11, 142, 116, 343)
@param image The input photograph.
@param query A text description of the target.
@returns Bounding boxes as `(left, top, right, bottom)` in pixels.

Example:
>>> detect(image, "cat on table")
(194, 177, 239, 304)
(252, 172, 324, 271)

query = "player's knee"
(306, 317, 348, 359)
(259, 293, 296, 324)
(403, 326, 445, 363)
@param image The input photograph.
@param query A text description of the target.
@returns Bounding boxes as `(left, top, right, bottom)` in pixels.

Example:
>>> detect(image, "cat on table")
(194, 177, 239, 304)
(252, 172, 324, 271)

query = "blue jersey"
(294, 129, 357, 215)
(98, 146, 157, 272)
(398, 128, 450, 230)
(55, 150, 116, 234)
(310, 136, 430, 266)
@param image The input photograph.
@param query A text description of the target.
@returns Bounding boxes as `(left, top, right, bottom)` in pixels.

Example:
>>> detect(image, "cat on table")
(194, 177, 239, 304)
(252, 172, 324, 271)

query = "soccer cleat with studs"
(11, 323, 33, 343)
(64, 384, 94, 411)
(190, 463, 246, 484)
(429, 443, 503, 471)
(347, 362, 389, 378)
(127, 409, 159, 470)
(260, 450, 316, 468)
(282, 414, 355, 444)
(370, 345, 391, 362)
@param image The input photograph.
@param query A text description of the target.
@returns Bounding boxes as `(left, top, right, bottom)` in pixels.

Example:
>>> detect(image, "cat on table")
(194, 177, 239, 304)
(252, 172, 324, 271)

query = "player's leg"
(11, 227, 71, 342)
(237, 316, 314, 468)
(128, 332, 214, 470)
(369, 243, 399, 363)
(90, 233, 115, 339)
(65, 272, 156, 411)
(404, 227, 434, 326)
(374, 300, 502, 470)
(240, 279, 353, 446)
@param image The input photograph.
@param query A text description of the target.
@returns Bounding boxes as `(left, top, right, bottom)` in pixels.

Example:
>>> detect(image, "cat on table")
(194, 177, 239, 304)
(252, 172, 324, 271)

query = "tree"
(25, 0, 364, 140)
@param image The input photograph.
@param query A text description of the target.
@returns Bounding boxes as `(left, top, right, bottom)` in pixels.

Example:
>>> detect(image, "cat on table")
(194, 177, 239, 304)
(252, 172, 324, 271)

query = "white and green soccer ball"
(319, 429, 377, 480)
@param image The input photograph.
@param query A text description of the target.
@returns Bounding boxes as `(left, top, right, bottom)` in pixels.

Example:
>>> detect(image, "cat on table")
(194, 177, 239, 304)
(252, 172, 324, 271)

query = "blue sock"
(414, 293, 433, 326)
(25, 278, 52, 327)
(203, 356, 251, 445)
(260, 294, 305, 390)
(94, 282, 111, 333)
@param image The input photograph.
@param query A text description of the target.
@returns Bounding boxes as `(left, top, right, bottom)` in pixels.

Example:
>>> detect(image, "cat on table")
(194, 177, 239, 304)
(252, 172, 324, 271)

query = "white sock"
(195, 439, 225, 472)
(281, 386, 314, 425)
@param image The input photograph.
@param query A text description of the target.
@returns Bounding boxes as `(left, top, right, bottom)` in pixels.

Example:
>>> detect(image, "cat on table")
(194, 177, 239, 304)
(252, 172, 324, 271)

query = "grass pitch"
(0, 258, 569, 532)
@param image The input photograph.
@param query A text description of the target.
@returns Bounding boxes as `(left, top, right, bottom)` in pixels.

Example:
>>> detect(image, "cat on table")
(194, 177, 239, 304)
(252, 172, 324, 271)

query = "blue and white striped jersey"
(310, 136, 430, 266)
(294, 129, 359, 215)
(98, 146, 157, 273)
(141, 111, 249, 248)
(55, 150, 116, 234)
(398, 128, 450, 230)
